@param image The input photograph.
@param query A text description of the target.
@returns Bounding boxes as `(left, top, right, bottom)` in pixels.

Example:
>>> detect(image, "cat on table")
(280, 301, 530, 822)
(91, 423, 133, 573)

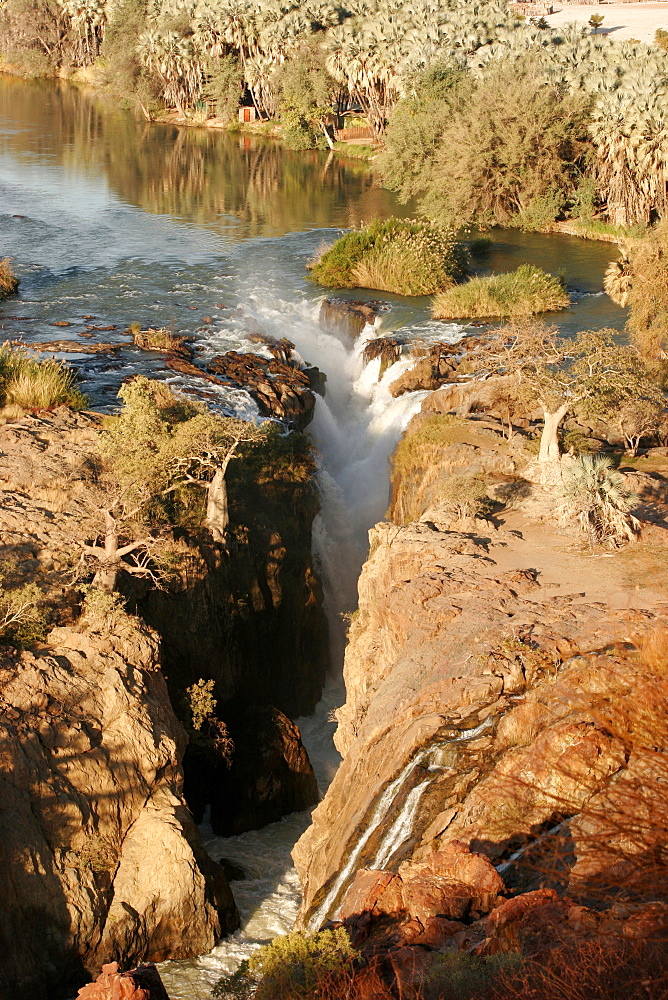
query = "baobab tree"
(85, 376, 264, 591)
(461, 323, 664, 463)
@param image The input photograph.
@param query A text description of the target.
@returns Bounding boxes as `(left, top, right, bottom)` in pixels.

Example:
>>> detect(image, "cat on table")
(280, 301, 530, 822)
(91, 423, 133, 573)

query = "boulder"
(339, 869, 404, 921)
(76, 962, 170, 1000)
(205, 705, 319, 836)
(0, 622, 238, 1000)
(319, 299, 380, 340)
(207, 351, 316, 428)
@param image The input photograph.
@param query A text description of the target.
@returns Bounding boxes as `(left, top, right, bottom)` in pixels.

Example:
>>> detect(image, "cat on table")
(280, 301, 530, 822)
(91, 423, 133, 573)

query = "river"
(0, 75, 627, 999)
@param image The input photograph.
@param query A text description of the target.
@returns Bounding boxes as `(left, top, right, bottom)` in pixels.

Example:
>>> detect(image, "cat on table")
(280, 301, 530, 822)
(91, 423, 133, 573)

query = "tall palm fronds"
(604, 242, 633, 307)
(59, 0, 107, 63)
(137, 28, 204, 111)
(560, 454, 639, 547)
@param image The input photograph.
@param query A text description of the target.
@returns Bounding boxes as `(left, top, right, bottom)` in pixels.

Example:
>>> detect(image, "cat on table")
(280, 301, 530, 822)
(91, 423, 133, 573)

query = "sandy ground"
(546, 2, 668, 43)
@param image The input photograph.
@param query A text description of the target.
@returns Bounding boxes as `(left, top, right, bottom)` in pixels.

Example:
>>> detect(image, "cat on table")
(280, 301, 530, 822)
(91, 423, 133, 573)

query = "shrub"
(132, 327, 188, 352)
(0, 562, 46, 646)
(212, 928, 358, 1000)
(79, 587, 129, 631)
(423, 951, 517, 1000)
(0, 258, 19, 298)
(625, 221, 668, 358)
(309, 217, 468, 295)
(428, 474, 493, 520)
(383, 57, 588, 229)
(185, 677, 216, 731)
(488, 937, 668, 1000)
(656, 28, 668, 52)
(0, 343, 87, 411)
(432, 265, 569, 319)
(559, 454, 639, 547)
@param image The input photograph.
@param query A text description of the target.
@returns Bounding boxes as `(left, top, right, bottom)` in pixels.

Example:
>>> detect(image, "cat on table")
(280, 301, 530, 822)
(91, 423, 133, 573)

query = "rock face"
(339, 843, 504, 952)
(76, 962, 170, 1000)
(207, 351, 316, 428)
(293, 411, 668, 930)
(185, 704, 319, 836)
(0, 619, 238, 1000)
(319, 299, 380, 340)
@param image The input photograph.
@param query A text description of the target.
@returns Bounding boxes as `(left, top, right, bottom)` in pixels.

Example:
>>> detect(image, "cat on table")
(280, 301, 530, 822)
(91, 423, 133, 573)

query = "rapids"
(0, 77, 628, 998)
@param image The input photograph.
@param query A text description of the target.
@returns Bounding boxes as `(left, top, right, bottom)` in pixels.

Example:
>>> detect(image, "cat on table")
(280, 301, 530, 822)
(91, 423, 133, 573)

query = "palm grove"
(3, 0, 668, 229)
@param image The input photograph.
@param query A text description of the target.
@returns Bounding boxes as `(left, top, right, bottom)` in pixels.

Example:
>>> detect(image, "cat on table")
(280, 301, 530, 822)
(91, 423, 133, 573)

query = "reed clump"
(432, 264, 569, 319)
(0, 258, 19, 299)
(132, 327, 190, 353)
(309, 217, 468, 295)
(0, 343, 87, 411)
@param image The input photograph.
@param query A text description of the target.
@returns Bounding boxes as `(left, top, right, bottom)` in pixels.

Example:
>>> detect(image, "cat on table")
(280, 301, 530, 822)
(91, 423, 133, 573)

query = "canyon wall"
(293, 406, 668, 928)
(0, 617, 237, 1000)
(0, 408, 328, 995)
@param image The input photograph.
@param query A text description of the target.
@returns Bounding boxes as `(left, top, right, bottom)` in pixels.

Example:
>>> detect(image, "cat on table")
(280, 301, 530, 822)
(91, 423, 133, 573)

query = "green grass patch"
(309, 217, 468, 295)
(566, 218, 647, 241)
(432, 264, 569, 319)
(0, 258, 19, 299)
(390, 413, 497, 523)
(332, 142, 376, 160)
(0, 343, 87, 411)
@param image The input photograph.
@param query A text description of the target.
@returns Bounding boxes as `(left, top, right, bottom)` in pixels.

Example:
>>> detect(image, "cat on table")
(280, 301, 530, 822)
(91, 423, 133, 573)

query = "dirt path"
(487, 504, 668, 611)
(547, 2, 668, 43)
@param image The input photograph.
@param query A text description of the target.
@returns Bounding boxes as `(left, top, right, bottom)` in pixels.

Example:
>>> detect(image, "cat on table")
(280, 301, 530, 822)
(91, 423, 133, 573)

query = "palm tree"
(604, 243, 633, 306)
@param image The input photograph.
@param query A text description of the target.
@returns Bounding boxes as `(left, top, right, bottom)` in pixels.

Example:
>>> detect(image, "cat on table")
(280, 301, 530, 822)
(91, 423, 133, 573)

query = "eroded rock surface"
(319, 299, 381, 340)
(207, 351, 316, 427)
(76, 962, 170, 1000)
(294, 410, 668, 930)
(0, 619, 237, 1000)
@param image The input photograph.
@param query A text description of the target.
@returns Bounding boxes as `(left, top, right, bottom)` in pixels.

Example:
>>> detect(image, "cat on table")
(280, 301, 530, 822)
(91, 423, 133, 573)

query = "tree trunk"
(538, 404, 570, 463)
(206, 468, 229, 542)
(92, 510, 120, 592)
(318, 120, 335, 150)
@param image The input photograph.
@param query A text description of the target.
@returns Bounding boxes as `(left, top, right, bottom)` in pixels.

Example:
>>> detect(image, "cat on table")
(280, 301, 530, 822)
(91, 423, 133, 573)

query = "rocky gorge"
(0, 405, 328, 998)
(292, 388, 668, 984)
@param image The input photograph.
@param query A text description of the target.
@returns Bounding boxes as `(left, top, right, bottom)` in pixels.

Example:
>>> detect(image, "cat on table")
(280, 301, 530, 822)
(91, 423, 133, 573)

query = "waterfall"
(371, 778, 432, 871)
(305, 745, 436, 932)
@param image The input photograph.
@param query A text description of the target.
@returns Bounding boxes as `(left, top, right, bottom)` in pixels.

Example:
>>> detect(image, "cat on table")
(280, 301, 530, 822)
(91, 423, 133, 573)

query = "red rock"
(77, 963, 169, 1000)
(339, 869, 404, 921)
(399, 843, 504, 915)
(401, 874, 474, 922)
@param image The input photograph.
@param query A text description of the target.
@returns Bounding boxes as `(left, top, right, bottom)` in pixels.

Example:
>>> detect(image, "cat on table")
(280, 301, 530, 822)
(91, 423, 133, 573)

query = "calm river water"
(0, 75, 628, 998)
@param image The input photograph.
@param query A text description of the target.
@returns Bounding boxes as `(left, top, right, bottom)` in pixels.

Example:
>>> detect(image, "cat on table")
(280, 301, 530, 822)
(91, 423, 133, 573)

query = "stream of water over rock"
(0, 76, 628, 998)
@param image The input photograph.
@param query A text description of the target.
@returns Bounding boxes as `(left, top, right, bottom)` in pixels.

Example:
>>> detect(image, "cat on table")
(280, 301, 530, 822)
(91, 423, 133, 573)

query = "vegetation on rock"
(0, 560, 46, 645)
(559, 454, 639, 547)
(0, 343, 87, 412)
(432, 265, 569, 319)
(621, 221, 668, 359)
(459, 324, 664, 462)
(213, 928, 358, 1000)
(309, 218, 467, 295)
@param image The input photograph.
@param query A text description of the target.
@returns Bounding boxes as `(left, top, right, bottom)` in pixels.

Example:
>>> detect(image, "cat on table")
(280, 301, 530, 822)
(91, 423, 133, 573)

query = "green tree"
(589, 13, 605, 34)
(273, 40, 337, 148)
(87, 376, 263, 590)
(462, 324, 664, 462)
(387, 58, 590, 229)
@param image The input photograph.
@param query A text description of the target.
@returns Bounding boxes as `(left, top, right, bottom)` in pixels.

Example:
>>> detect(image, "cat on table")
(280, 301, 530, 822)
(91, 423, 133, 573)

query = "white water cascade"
(159, 294, 434, 998)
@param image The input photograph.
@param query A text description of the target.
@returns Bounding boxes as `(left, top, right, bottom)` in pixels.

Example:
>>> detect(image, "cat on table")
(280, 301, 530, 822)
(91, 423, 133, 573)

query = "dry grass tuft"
(0, 258, 19, 299)
(0, 343, 87, 411)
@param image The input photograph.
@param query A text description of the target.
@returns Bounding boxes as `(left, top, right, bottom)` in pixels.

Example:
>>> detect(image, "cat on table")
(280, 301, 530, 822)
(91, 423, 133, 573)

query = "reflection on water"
(0, 75, 392, 239)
